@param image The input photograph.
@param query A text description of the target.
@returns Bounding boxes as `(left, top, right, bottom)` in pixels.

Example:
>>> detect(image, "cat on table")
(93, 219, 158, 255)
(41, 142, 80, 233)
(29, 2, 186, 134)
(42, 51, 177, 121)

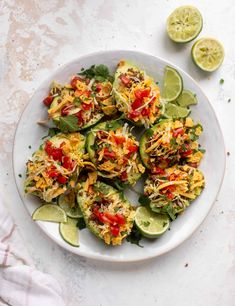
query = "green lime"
(32, 204, 67, 223)
(167, 5, 203, 43)
(164, 103, 190, 119)
(162, 66, 183, 102)
(175, 90, 198, 107)
(135, 206, 170, 238)
(58, 191, 83, 219)
(192, 38, 225, 72)
(59, 217, 79, 247)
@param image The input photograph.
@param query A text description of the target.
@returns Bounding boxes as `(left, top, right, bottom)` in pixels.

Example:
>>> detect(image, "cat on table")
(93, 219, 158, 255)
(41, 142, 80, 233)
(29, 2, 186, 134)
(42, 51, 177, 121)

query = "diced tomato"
(47, 168, 59, 178)
(44, 141, 52, 155)
(119, 74, 131, 86)
(134, 88, 150, 100)
(113, 135, 126, 145)
(104, 212, 119, 224)
(75, 110, 84, 124)
(152, 167, 165, 175)
(172, 128, 184, 138)
(128, 110, 140, 119)
(70, 76, 83, 89)
(43, 95, 54, 107)
(81, 102, 92, 111)
(82, 90, 91, 98)
(120, 171, 128, 181)
(127, 144, 138, 153)
(57, 175, 68, 184)
(62, 156, 74, 170)
(131, 98, 142, 110)
(188, 162, 198, 168)
(61, 104, 72, 116)
(51, 148, 63, 162)
(165, 185, 176, 192)
(103, 147, 116, 159)
(116, 213, 125, 225)
(110, 225, 120, 237)
(96, 83, 102, 92)
(181, 149, 193, 157)
(166, 191, 174, 200)
(141, 107, 150, 116)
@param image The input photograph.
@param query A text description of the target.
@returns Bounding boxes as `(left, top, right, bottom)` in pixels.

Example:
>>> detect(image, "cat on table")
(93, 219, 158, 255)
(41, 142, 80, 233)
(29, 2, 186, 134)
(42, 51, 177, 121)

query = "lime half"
(192, 38, 224, 72)
(162, 66, 183, 102)
(58, 191, 83, 219)
(167, 5, 203, 43)
(164, 103, 190, 119)
(175, 90, 198, 107)
(59, 217, 79, 247)
(135, 206, 170, 238)
(32, 204, 67, 223)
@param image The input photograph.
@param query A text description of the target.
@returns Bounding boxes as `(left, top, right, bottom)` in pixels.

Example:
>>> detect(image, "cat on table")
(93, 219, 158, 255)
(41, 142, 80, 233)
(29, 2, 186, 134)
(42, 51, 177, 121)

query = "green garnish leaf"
(58, 115, 78, 132)
(126, 225, 143, 247)
(141, 221, 150, 227)
(48, 127, 60, 137)
(199, 148, 206, 153)
(77, 218, 86, 230)
(78, 64, 113, 82)
(73, 97, 82, 106)
(219, 78, 224, 84)
(138, 195, 150, 206)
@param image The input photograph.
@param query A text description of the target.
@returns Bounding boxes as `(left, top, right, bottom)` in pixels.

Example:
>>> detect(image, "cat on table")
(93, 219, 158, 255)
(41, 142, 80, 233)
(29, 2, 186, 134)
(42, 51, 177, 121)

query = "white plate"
(13, 50, 225, 262)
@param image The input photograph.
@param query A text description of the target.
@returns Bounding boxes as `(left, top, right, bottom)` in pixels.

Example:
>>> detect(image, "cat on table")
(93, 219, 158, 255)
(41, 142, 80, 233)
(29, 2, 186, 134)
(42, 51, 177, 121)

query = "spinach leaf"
(126, 225, 143, 247)
(58, 115, 78, 132)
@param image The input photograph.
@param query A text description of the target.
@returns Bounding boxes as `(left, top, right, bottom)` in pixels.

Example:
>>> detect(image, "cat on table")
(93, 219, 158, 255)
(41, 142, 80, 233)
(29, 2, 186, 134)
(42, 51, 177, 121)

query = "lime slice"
(175, 90, 198, 107)
(58, 192, 83, 219)
(59, 217, 79, 247)
(135, 206, 170, 238)
(192, 38, 224, 72)
(162, 66, 183, 102)
(167, 5, 203, 43)
(164, 103, 190, 119)
(32, 204, 67, 223)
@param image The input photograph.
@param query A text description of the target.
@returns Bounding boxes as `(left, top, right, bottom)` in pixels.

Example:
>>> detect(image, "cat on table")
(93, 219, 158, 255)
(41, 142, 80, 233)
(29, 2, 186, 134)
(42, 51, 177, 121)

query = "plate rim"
(12, 49, 226, 262)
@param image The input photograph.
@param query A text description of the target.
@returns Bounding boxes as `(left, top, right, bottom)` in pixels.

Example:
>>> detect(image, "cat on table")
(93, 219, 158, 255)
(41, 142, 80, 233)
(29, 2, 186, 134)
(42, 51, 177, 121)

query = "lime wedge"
(175, 90, 198, 107)
(58, 191, 83, 219)
(32, 204, 67, 223)
(192, 38, 225, 72)
(59, 217, 79, 247)
(164, 103, 190, 119)
(162, 66, 183, 102)
(135, 206, 170, 238)
(167, 5, 203, 43)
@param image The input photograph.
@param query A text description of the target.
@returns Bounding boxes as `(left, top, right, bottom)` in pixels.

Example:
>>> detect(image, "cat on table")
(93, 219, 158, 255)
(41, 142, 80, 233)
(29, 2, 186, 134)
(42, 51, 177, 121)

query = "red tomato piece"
(127, 144, 138, 153)
(128, 110, 140, 119)
(152, 167, 165, 175)
(103, 148, 116, 159)
(62, 156, 74, 170)
(119, 74, 131, 86)
(104, 212, 119, 224)
(61, 104, 72, 116)
(110, 225, 120, 237)
(131, 98, 142, 110)
(81, 103, 92, 111)
(120, 171, 128, 181)
(172, 128, 184, 138)
(116, 213, 125, 225)
(166, 191, 174, 200)
(181, 149, 193, 157)
(70, 76, 83, 89)
(47, 168, 59, 178)
(113, 136, 126, 145)
(43, 95, 54, 107)
(57, 175, 68, 184)
(96, 83, 102, 92)
(141, 107, 150, 116)
(134, 88, 150, 100)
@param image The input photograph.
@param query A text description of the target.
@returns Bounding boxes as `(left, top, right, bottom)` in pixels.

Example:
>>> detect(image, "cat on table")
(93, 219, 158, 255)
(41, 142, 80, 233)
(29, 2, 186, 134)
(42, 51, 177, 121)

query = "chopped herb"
(73, 97, 82, 106)
(228, 98, 231, 103)
(193, 93, 197, 97)
(141, 221, 150, 227)
(78, 64, 114, 83)
(58, 115, 78, 132)
(219, 79, 224, 84)
(77, 218, 86, 230)
(28, 145, 31, 149)
(170, 138, 177, 146)
(156, 81, 159, 85)
(199, 148, 206, 153)
(138, 195, 150, 206)
(48, 127, 60, 137)
(126, 225, 143, 247)
(90, 143, 98, 151)
(113, 180, 125, 191)
(162, 221, 168, 227)
(145, 128, 154, 137)
(18, 174, 22, 178)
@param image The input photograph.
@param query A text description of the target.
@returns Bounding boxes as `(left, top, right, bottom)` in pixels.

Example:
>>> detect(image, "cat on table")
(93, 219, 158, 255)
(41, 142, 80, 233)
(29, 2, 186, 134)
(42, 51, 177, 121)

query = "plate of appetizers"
(13, 50, 225, 262)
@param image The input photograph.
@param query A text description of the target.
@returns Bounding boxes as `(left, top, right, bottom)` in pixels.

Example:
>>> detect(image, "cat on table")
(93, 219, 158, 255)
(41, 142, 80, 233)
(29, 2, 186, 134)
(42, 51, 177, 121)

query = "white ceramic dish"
(13, 50, 225, 262)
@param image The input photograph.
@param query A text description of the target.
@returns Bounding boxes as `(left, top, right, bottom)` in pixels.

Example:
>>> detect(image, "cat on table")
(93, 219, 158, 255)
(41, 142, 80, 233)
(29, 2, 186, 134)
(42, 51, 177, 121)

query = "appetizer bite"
(43, 65, 116, 132)
(86, 120, 145, 185)
(77, 181, 135, 245)
(113, 60, 161, 127)
(144, 165, 205, 220)
(25, 133, 85, 202)
(140, 117, 204, 171)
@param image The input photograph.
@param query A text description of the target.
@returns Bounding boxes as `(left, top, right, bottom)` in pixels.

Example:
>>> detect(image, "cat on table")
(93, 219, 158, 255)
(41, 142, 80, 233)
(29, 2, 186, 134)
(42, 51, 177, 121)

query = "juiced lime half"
(162, 66, 183, 102)
(164, 103, 190, 119)
(32, 204, 67, 223)
(167, 5, 203, 43)
(58, 192, 83, 219)
(175, 90, 198, 107)
(192, 38, 224, 72)
(59, 217, 79, 247)
(135, 206, 170, 238)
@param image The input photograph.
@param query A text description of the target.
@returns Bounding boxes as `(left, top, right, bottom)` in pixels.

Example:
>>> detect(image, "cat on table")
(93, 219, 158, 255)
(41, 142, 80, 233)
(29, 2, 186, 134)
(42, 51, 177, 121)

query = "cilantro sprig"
(78, 64, 114, 83)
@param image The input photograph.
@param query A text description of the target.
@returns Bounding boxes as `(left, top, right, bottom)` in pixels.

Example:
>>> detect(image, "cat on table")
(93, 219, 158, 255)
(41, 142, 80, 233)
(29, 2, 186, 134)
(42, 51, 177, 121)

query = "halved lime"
(135, 206, 170, 238)
(192, 38, 225, 72)
(59, 217, 79, 247)
(58, 191, 83, 219)
(162, 66, 183, 102)
(164, 103, 190, 119)
(32, 204, 67, 223)
(167, 6, 203, 43)
(175, 90, 198, 107)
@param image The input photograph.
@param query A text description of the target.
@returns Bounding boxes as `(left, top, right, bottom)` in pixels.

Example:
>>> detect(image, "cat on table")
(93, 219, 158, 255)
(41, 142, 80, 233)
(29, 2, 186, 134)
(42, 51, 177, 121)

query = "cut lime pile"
(164, 103, 190, 119)
(175, 90, 198, 107)
(167, 5, 203, 43)
(162, 66, 183, 102)
(32, 204, 67, 223)
(135, 206, 170, 238)
(58, 192, 83, 219)
(59, 217, 79, 247)
(192, 38, 225, 72)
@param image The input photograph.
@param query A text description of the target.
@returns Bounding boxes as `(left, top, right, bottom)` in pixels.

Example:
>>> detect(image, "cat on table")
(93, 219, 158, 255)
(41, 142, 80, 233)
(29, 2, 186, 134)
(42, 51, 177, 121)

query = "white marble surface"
(1, 0, 235, 305)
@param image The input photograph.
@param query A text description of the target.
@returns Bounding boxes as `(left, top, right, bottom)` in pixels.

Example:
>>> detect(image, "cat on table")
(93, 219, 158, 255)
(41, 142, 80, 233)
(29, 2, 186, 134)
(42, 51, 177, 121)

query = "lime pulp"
(32, 204, 67, 223)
